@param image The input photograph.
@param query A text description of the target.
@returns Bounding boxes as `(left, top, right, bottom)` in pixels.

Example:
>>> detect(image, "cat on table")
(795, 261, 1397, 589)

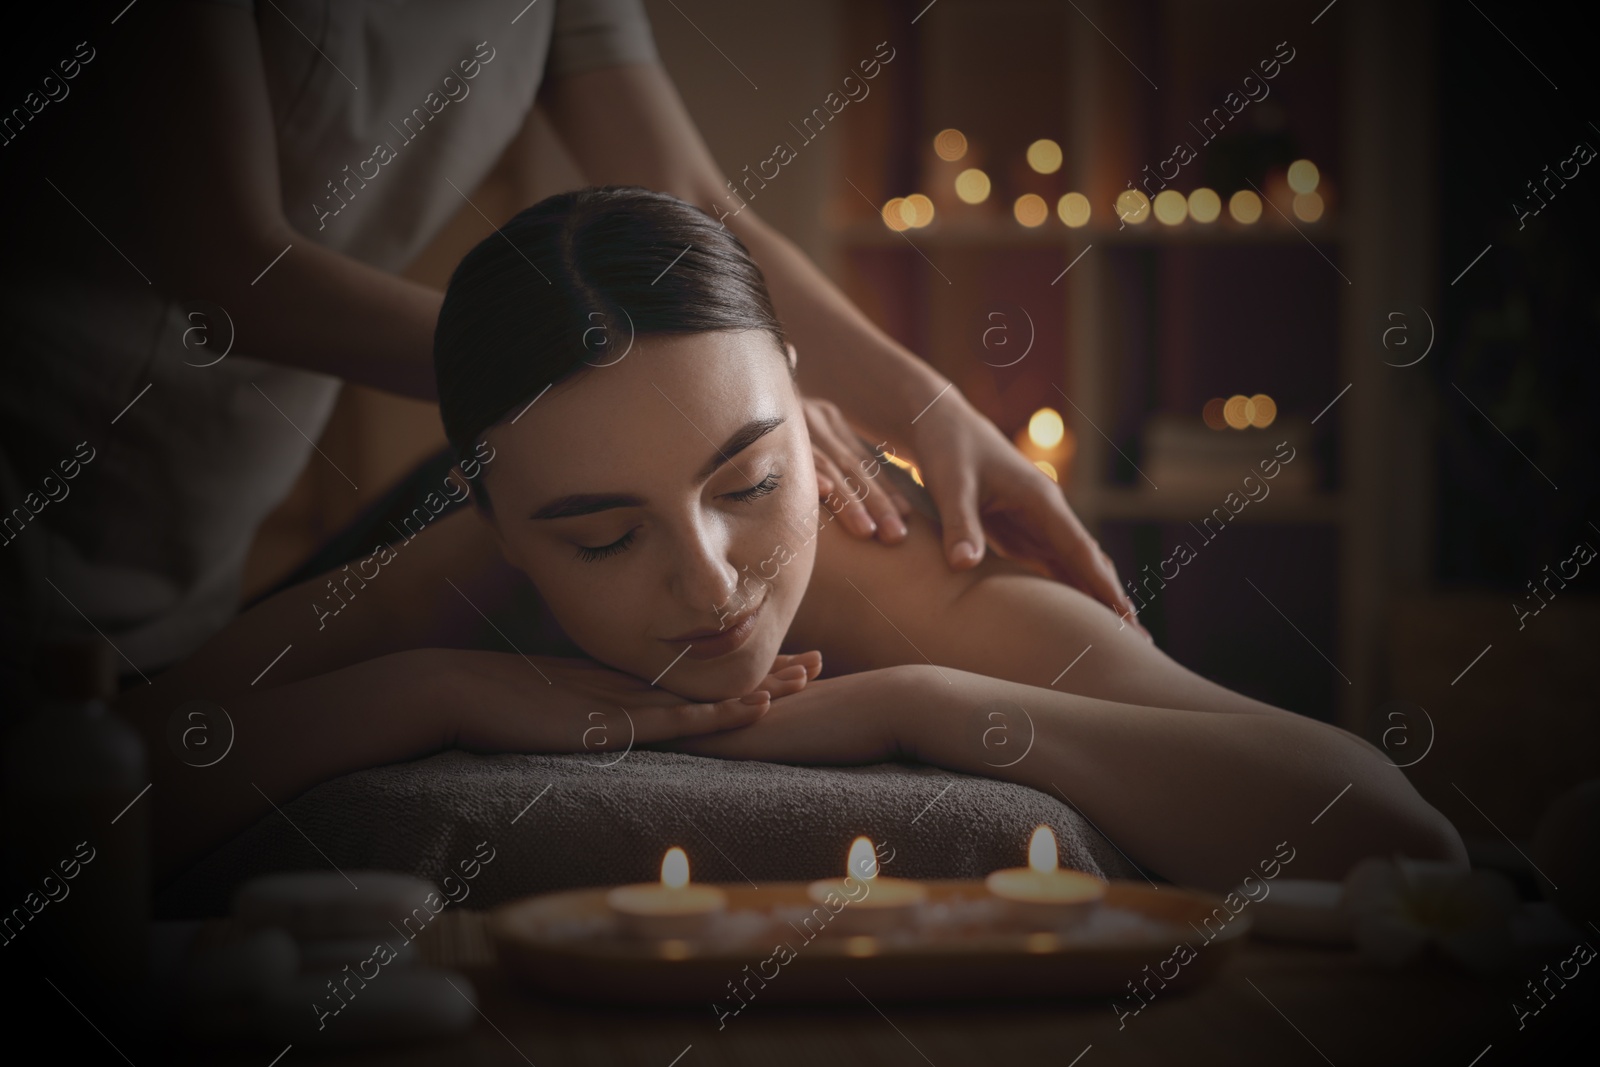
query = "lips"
(663, 598, 765, 661)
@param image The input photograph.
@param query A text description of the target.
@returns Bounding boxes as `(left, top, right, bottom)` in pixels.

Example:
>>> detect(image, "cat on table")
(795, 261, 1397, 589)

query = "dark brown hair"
(434, 186, 789, 481)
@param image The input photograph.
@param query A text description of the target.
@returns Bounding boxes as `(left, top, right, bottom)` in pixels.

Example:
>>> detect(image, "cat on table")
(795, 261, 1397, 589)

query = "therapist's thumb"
(926, 465, 985, 570)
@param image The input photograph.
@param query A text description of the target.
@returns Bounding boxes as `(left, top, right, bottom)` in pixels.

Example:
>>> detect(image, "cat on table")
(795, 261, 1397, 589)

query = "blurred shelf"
(831, 221, 1342, 250)
(1083, 486, 1344, 524)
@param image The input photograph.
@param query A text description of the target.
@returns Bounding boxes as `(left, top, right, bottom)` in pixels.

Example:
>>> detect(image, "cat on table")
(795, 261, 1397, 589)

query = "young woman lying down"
(120, 187, 1466, 890)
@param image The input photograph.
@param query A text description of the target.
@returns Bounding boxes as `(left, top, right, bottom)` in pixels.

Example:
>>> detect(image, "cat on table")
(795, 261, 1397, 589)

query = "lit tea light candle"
(606, 847, 727, 938)
(985, 825, 1107, 929)
(806, 836, 928, 934)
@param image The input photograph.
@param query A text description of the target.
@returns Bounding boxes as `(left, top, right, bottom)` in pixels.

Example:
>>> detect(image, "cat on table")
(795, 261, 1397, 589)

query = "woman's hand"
(805, 397, 913, 544)
(443, 649, 823, 755)
(654, 664, 937, 765)
(906, 389, 1148, 636)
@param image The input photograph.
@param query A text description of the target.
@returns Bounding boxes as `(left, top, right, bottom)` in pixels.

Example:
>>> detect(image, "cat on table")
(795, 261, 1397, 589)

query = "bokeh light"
(1223, 394, 1251, 430)
(904, 193, 935, 228)
(1248, 394, 1277, 428)
(955, 168, 991, 204)
(1026, 138, 1063, 174)
(1292, 191, 1325, 222)
(1115, 189, 1151, 225)
(1057, 192, 1091, 227)
(934, 128, 969, 162)
(1033, 459, 1059, 482)
(1028, 407, 1066, 449)
(1287, 159, 1320, 194)
(1188, 187, 1222, 224)
(1153, 189, 1188, 225)
(1202, 397, 1228, 430)
(881, 197, 911, 231)
(1228, 189, 1263, 224)
(1014, 193, 1049, 228)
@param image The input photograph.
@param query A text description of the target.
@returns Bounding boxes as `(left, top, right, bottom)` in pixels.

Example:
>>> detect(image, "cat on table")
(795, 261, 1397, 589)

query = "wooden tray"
(489, 880, 1249, 1004)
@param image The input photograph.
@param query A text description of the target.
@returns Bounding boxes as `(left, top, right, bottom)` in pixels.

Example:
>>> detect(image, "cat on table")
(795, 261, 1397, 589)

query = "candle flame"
(847, 836, 878, 881)
(1028, 825, 1059, 874)
(661, 846, 689, 889)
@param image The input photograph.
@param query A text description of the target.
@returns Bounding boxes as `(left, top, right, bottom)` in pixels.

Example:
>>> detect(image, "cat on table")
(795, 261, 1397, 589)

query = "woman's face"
(478, 331, 819, 701)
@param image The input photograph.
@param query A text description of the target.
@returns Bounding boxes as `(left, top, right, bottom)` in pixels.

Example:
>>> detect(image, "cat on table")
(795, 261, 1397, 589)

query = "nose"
(668, 513, 741, 615)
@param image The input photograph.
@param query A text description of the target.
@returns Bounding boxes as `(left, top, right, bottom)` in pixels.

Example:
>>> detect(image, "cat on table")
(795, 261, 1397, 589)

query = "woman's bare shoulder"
(785, 489, 1036, 672)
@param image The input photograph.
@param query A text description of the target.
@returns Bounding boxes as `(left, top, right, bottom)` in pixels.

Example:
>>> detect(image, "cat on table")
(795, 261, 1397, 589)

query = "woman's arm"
(663, 665, 1467, 891)
(683, 510, 1466, 889)
(117, 648, 450, 885)
(115, 507, 808, 881)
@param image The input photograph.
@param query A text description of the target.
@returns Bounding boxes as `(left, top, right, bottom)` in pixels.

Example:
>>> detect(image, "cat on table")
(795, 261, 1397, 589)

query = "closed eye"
(575, 527, 638, 562)
(725, 472, 782, 503)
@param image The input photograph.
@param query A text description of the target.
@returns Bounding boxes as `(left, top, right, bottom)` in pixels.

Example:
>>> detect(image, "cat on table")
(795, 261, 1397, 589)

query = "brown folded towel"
(156, 751, 1141, 918)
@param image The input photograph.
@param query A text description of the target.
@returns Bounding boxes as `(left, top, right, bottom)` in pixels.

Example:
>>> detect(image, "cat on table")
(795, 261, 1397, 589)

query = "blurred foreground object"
(2, 640, 149, 993)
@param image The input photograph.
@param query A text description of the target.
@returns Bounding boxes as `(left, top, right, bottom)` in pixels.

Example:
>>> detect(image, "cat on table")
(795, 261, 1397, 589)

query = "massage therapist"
(0, 0, 1140, 691)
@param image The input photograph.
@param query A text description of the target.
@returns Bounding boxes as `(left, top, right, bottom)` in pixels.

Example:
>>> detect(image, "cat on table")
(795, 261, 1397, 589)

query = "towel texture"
(156, 751, 1139, 917)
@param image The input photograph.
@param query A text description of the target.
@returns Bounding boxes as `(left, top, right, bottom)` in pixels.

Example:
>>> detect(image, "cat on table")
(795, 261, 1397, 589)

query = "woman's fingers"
(630, 693, 770, 744)
(768, 650, 823, 679)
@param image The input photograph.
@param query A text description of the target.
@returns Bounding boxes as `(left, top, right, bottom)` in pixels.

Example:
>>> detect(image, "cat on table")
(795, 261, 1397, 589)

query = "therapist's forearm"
(721, 209, 948, 450)
(179, 226, 441, 400)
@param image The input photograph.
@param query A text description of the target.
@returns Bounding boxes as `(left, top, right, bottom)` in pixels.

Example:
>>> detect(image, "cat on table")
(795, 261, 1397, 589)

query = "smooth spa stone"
(297, 935, 422, 972)
(233, 871, 438, 939)
(256, 966, 479, 1045)
(1247, 879, 1353, 945)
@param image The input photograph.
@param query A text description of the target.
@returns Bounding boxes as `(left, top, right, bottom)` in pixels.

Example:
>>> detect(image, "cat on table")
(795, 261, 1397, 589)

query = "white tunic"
(0, 0, 657, 679)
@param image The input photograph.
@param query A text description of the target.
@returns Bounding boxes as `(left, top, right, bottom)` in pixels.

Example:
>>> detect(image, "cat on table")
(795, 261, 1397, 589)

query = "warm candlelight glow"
(848, 836, 878, 881)
(1033, 459, 1058, 482)
(1202, 397, 1228, 430)
(1229, 190, 1262, 224)
(806, 836, 928, 933)
(845, 935, 879, 957)
(1248, 394, 1277, 428)
(1292, 191, 1325, 222)
(1223, 394, 1251, 430)
(904, 193, 935, 228)
(881, 197, 911, 231)
(1057, 192, 1091, 227)
(661, 846, 689, 889)
(607, 846, 728, 936)
(1026, 138, 1063, 174)
(1287, 159, 1321, 194)
(1153, 189, 1188, 225)
(1115, 189, 1151, 225)
(934, 128, 968, 162)
(1028, 825, 1059, 874)
(881, 449, 924, 486)
(985, 827, 1108, 928)
(1188, 187, 1222, 224)
(955, 168, 991, 204)
(1014, 193, 1049, 228)
(1028, 407, 1065, 449)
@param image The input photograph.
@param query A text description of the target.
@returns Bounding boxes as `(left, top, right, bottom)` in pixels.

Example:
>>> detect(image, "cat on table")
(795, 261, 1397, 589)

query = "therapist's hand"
(805, 397, 912, 543)
(906, 388, 1148, 636)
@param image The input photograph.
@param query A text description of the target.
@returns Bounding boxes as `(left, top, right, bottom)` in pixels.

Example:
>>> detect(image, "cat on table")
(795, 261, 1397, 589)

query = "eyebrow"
(529, 415, 787, 520)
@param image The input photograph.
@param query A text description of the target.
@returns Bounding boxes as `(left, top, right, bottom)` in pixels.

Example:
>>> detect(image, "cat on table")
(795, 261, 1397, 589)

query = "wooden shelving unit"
(827, 0, 1435, 730)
